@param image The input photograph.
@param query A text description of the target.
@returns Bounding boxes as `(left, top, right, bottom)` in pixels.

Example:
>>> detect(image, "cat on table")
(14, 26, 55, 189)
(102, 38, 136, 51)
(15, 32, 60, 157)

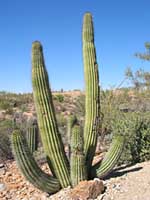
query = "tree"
(125, 67, 143, 90)
(135, 42, 150, 61)
(125, 42, 150, 90)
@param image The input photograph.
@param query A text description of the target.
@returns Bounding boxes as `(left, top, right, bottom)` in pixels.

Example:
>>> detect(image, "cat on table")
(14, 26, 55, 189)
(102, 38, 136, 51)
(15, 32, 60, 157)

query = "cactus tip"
(32, 41, 42, 51)
(84, 12, 92, 16)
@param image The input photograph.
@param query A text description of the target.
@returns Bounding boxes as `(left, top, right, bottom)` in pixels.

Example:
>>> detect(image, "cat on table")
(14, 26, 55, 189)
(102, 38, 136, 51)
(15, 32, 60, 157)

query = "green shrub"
(112, 112, 150, 165)
(0, 101, 11, 110)
(55, 94, 64, 102)
(0, 120, 13, 160)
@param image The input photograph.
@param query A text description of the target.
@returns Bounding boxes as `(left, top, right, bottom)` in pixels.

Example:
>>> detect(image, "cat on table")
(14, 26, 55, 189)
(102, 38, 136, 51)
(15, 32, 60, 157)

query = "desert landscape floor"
(0, 160, 150, 200)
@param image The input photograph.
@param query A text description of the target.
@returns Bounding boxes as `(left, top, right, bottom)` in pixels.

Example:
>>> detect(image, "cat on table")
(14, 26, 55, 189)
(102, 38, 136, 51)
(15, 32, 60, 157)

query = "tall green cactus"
(12, 12, 125, 195)
(82, 13, 125, 179)
(70, 125, 87, 186)
(82, 12, 100, 170)
(26, 121, 38, 153)
(32, 41, 70, 188)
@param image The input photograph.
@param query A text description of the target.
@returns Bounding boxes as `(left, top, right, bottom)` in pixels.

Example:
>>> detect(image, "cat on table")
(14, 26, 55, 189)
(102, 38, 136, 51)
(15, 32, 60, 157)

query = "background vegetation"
(0, 43, 150, 166)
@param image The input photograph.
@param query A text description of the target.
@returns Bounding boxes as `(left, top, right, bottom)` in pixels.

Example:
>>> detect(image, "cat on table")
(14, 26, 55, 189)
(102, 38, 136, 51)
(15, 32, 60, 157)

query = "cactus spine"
(32, 42, 70, 188)
(12, 130, 60, 193)
(26, 122, 38, 153)
(70, 125, 87, 186)
(82, 13, 100, 170)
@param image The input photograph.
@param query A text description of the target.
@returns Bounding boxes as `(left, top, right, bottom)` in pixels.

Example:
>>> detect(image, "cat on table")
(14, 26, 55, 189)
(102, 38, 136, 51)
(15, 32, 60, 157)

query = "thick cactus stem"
(70, 125, 87, 186)
(12, 130, 61, 193)
(26, 122, 38, 153)
(32, 41, 70, 188)
(82, 12, 100, 170)
(67, 115, 77, 159)
(90, 135, 125, 178)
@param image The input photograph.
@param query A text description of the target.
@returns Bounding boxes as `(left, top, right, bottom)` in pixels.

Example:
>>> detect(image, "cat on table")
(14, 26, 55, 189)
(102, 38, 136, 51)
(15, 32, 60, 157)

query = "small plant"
(12, 12, 125, 194)
(55, 94, 64, 102)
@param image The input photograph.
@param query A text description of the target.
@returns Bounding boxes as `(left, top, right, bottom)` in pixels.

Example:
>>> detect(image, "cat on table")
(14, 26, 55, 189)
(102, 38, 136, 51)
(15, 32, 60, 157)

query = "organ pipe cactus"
(12, 12, 125, 194)
(31, 41, 70, 188)
(70, 125, 87, 186)
(82, 12, 101, 171)
(26, 121, 38, 153)
(67, 115, 77, 158)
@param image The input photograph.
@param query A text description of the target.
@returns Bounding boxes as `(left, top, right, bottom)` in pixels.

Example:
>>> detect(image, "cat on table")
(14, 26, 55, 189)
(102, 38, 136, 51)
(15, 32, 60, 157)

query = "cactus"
(12, 130, 60, 193)
(82, 12, 101, 171)
(12, 12, 125, 194)
(90, 135, 125, 178)
(26, 121, 38, 153)
(66, 115, 77, 158)
(32, 41, 70, 188)
(70, 125, 87, 186)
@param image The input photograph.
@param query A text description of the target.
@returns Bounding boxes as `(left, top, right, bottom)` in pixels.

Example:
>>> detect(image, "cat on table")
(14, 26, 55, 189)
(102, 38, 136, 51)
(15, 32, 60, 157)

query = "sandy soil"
(0, 160, 150, 200)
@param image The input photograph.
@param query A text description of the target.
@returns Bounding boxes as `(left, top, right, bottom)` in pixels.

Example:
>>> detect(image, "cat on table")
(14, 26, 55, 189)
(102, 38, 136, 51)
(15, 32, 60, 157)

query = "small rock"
(0, 163, 4, 168)
(70, 179, 104, 200)
(0, 183, 6, 192)
(112, 183, 121, 191)
(5, 171, 12, 177)
(40, 193, 48, 200)
(103, 196, 112, 200)
(0, 168, 6, 176)
(97, 193, 105, 200)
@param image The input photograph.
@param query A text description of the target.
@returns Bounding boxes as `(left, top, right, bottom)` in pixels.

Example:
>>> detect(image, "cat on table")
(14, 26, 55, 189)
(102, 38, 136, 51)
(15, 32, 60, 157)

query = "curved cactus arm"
(90, 135, 125, 179)
(82, 12, 100, 170)
(12, 130, 61, 193)
(70, 125, 87, 186)
(32, 41, 71, 188)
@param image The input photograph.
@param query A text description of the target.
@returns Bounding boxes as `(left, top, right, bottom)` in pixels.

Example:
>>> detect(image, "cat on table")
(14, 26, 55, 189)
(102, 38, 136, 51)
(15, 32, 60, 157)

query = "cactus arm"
(82, 12, 100, 170)
(32, 41, 70, 188)
(67, 115, 77, 159)
(26, 123, 38, 153)
(12, 130, 61, 193)
(70, 125, 87, 186)
(90, 135, 125, 179)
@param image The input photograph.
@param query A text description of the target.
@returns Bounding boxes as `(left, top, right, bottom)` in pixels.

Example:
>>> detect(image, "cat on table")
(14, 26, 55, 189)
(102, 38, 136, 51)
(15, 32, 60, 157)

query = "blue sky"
(0, 0, 150, 93)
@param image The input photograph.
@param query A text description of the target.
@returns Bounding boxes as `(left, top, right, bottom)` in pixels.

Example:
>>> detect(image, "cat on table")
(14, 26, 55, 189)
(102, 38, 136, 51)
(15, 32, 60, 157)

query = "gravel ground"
(102, 161, 150, 200)
(0, 160, 150, 200)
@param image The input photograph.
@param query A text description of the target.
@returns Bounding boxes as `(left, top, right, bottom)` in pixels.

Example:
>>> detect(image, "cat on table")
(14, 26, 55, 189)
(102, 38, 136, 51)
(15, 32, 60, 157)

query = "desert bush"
(130, 113, 150, 162)
(112, 112, 150, 165)
(55, 94, 64, 102)
(0, 101, 11, 110)
(99, 88, 150, 165)
(0, 120, 13, 160)
(0, 92, 33, 109)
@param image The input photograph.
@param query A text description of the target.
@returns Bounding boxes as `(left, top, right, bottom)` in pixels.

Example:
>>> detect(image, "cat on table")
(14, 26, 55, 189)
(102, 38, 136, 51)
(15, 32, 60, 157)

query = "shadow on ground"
(104, 164, 143, 180)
